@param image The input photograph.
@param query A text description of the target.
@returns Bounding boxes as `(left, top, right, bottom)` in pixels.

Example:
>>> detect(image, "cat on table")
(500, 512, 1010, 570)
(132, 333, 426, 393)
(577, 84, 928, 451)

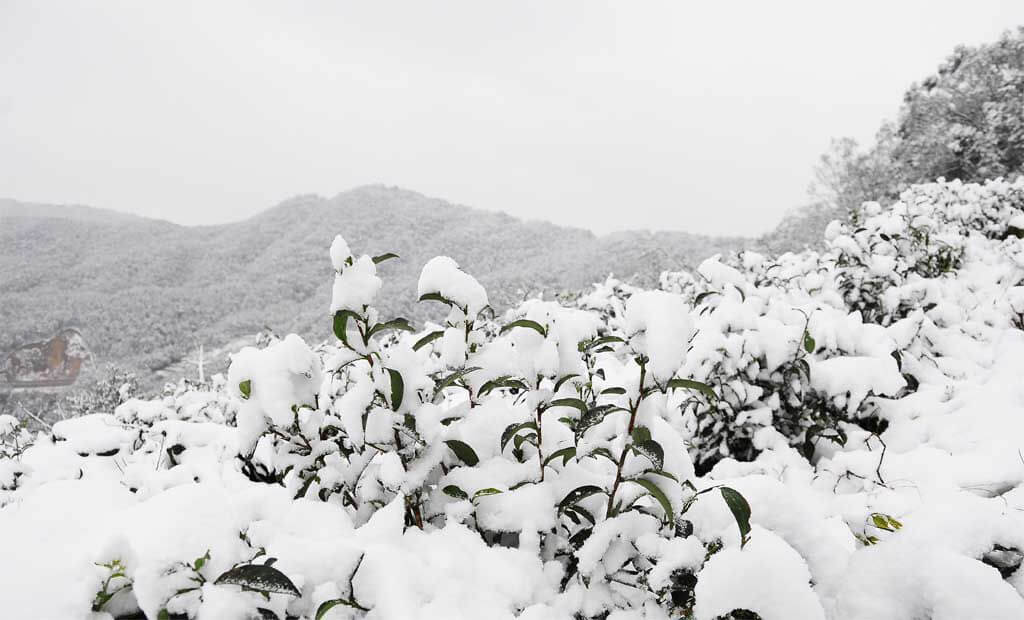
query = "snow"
(330, 234, 353, 272)
(331, 255, 383, 313)
(624, 291, 693, 382)
(694, 526, 826, 620)
(417, 256, 489, 317)
(4, 178, 1024, 618)
(810, 355, 907, 413)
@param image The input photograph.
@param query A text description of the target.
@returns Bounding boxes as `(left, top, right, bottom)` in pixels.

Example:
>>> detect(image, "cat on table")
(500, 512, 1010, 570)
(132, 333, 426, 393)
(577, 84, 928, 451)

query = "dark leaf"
(630, 426, 652, 444)
(542, 446, 576, 468)
(442, 485, 469, 500)
(720, 486, 752, 548)
(694, 291, 720, 305)
(547, 397, 588, 416)
(576, 404, 628, 439)
(553, 373, 580, 393)
(371, 252, 400, 265)
(558, 485, 604, 512)
(238, 380, 251, 400)
(386, 368, 404, 411)
(803, 331, 816, 354)
(473, 488, 503, 499)
(513, 432, 538, 451)
(433, 367, 481, 400)
(583, 335, 625, 351)
(500, 421, 538, 452)
(632, 439, 665, 470)
(666, 378, 717, 400)
(480, 376, 530, 396)
(367, 318, 415, 339)
(316, 598, 366, 619)
(444, 440, 480, 466)
(500, 319, 547, 337)
(412, 330, 444, 351)
(629, 478, 674, 523)
(214, 564, 300, 596)
(418, 291, 452, 305)
(332, 310, 362, 345)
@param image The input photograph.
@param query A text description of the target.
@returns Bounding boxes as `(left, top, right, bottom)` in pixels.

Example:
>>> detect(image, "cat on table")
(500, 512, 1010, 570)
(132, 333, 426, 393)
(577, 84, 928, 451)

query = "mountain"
(1, 186, 764, 386)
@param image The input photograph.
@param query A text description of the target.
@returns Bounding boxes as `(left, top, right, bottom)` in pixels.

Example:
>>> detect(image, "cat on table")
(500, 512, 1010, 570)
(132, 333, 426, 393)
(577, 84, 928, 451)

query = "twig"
(18, 403, 52, 430)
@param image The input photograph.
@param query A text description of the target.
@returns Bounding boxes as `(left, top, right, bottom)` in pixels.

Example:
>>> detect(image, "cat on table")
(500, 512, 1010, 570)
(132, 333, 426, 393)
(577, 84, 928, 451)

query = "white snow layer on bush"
(417, 255, 489, 317)
(3, 179, 1024, 619)
(331, 255, 382, 313)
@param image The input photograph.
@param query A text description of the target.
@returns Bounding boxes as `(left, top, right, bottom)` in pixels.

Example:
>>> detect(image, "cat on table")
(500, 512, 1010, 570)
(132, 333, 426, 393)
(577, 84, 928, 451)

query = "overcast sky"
(2, 1, 1023, 236)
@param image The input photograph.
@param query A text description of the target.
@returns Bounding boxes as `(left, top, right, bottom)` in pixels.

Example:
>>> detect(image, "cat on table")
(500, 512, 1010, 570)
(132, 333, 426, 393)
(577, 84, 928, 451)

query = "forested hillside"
(0, 188, 746, 382)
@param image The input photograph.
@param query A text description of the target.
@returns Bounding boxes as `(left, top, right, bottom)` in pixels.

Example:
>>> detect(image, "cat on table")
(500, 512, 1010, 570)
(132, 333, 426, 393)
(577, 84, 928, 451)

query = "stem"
(606, 363, 646, 518)
(537, 402, 545, 482)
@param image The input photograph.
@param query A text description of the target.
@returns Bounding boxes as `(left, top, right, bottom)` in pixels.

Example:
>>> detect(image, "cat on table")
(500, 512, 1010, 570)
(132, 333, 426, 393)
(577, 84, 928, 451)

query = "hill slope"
(1, 186, 756, 382)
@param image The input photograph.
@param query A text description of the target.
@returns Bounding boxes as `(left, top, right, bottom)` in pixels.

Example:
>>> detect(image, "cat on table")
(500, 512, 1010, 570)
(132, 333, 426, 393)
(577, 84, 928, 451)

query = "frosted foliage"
(4, 179, 1024, 619)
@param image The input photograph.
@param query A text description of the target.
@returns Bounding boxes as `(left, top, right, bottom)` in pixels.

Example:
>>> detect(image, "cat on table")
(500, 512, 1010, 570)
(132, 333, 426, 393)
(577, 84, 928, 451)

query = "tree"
(814, 27, 1024, 214)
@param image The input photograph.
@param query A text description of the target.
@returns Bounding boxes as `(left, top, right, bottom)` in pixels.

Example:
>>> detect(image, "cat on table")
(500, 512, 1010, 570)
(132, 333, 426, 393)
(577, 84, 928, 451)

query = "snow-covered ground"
(2, 178, 1024, 619)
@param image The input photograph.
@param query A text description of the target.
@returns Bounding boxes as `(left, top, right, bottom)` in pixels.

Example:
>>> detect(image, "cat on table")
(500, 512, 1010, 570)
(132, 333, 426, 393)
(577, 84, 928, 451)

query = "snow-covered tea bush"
(3, 177, 1024, 619)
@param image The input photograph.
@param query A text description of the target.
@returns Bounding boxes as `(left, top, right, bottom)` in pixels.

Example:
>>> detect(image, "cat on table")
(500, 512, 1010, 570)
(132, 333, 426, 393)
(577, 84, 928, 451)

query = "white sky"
(2, 1, 1023, 236)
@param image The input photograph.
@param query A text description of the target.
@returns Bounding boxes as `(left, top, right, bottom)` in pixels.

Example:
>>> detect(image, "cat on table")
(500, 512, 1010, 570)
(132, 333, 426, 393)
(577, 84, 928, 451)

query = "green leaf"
(333, 310, 362, 345)
(646, 468, 679, 483)
(576, 404, 628, 439)
(500, 319, 547, 337)
(583, 335, 625, 351)
(193, 551, 210, 571)
(316, 598, 366, 619)
(548, 397, 588, 416)
(473, 488, 503, 499)
(442, 485, 469, 500)
(600, 387, 626, 396)
(371, 252, 400, 265)
(480, 376, 530, 396)
(500, 421, 538, 452)
(629, 478, 674, 523)
(542, 446, 576, 468)
(558, 485, 604, 512)
(585, 446, 618, 464)
(412, 330, 444, 351)
(367, 318, 416, 339)
(803, 331, 816, 354)
(433, 367, 481, 400)
(564, 504, 596, 525)
(419, 291, 454, 305)
(386, 368, 404, 411)
(630, 426, 652, 444)
(444, 440, 480, 466)
(214, 564, 300, 596)
(666, 378, 717, 400)
(238, 380, 251, 400)
(513, 432, 538, 451)
(793, 358, 811, 381)
(720, 486, 752, 548)
(632, 439, 665, 470)
(553, 373, 580, 393)
(694, 290, 720, 305)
